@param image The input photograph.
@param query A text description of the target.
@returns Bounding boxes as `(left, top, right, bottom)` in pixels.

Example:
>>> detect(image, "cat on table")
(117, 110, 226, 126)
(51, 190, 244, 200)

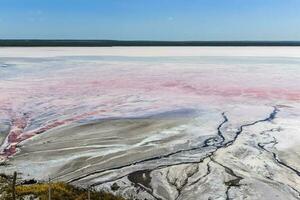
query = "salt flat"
(1, 47, 300, 58)
(0, 47, 299, 200)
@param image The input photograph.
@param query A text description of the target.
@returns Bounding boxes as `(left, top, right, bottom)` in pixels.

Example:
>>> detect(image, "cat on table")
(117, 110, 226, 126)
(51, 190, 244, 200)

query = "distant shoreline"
(1, 40, 300, 47)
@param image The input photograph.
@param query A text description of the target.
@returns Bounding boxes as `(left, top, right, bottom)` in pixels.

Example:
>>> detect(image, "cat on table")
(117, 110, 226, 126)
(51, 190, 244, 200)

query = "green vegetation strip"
(0, 174, 125, 200)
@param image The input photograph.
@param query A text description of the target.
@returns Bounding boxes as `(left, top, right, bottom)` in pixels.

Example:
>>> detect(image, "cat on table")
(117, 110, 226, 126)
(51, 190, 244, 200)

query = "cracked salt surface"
(0, 47, 300, 200)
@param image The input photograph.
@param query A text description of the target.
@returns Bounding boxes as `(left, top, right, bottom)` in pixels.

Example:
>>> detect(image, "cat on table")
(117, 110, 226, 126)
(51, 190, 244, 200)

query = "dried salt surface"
(0, 47, 300, 200)
(1, 47, 300, 58)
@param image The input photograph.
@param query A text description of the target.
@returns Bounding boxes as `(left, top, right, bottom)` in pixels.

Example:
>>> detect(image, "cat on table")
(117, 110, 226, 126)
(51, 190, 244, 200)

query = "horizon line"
(1, 39, 300, 46)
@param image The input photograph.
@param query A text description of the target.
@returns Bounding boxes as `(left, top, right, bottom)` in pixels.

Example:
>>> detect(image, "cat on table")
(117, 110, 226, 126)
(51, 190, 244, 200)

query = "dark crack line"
(224, 106, 278, 148)
(121, 106, 277, 199)
(166, 169, 181, 198)
(173, 164, 200, 200)
(87, 171, 161, 200)
(73, 107, 276, 183)
(211, 158, 244, 200)
(258, 138, 300, 177)
(208, 106, 278, 200)
(90, 112, 226, 187)
(170, 106, 278, 200)
(66, 150, 202, 183)
(66, 112, 229, 184)
(90, 154, 213, 187)
(217, 112, 228, 144)
(187, 159, 211, 187)
(68, 106, 279, 200)
(257, 132, 300, 198)
(136, 183, 160, 200)
(272, 153, 300, 176)
(175, 159, 212, 200)
(265, 176, 300, 197)
(68, 153, 214, 185)
(203, 112, 228, 147)
(288, 185, 300, 198)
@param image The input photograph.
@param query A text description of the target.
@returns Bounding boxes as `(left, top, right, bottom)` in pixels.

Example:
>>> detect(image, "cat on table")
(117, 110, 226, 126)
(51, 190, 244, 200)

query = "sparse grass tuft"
(0, 174, 125, 200)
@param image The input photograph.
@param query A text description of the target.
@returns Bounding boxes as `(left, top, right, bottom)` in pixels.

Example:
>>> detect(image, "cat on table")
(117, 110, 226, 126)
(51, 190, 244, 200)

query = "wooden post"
(88, 186, 91, 200)
(12, 171, 17, 200)
(48, 177, 51, 200)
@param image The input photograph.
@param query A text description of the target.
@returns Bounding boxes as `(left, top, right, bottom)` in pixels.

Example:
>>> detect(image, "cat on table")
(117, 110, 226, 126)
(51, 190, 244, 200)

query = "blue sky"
(0, 0, 299, 40)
